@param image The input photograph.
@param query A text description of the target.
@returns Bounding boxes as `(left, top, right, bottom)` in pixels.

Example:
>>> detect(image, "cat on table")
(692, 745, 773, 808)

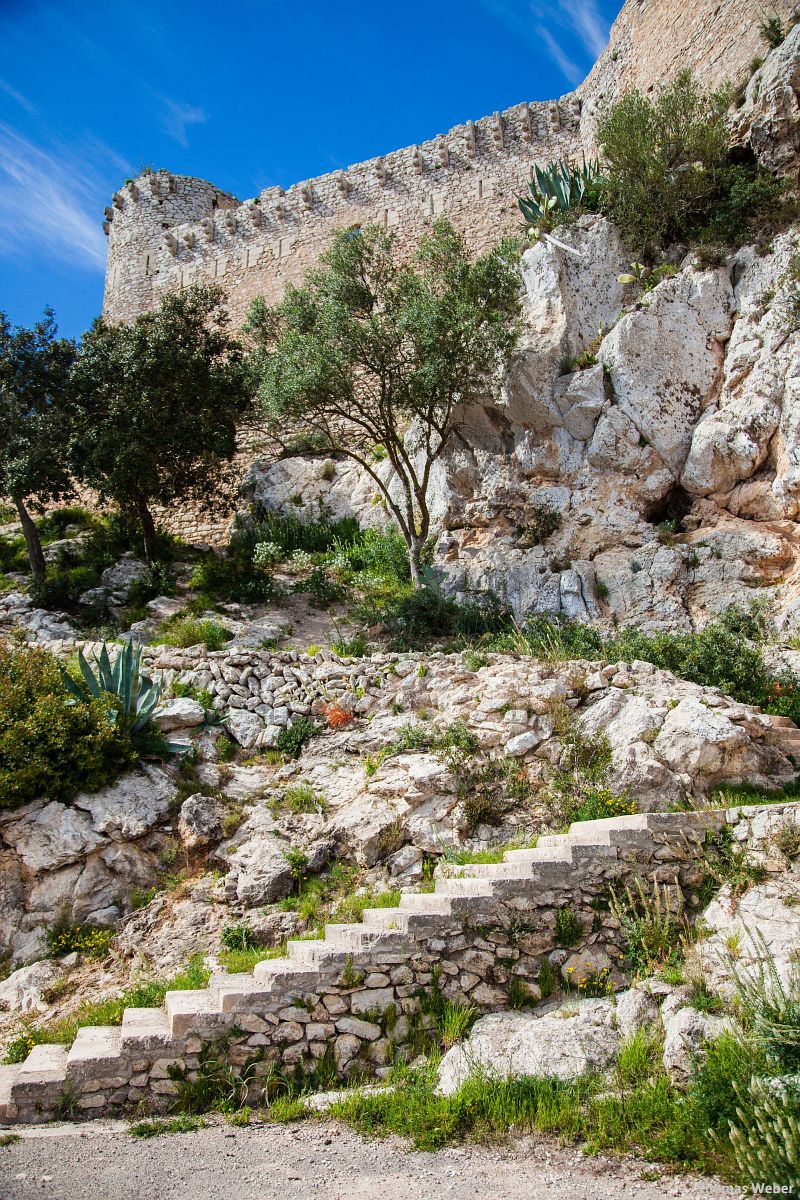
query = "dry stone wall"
(4, 801, 798, 1123)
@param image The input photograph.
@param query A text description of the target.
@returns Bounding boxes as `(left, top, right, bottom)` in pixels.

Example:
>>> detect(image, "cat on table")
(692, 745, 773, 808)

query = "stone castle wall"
(101, 0, 799, 331)
(102, 100, 581, 328)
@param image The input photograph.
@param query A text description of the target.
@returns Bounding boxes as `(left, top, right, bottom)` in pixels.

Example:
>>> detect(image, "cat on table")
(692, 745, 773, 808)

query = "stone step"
(0, 1063, 20, 1120)
(287, 938, 352, 967)
(251, 956, 325, 994)
(120, 1007, 174, 1052)
(10, 1044, 69, 1118)
(398, 893, 454, 914)
(435, 875, 505, 894)
(164, 990, 229, 1039)
(360, 907, 408, 931)
(566, 814, 651, 834)
(16, 1043, 68, 1082)
(66, 1027, 124, 1081)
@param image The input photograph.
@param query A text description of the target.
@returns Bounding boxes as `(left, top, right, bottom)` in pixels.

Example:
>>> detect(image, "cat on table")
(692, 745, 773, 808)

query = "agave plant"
(518, 158, 603, 228)
(60, 640, 162, 735)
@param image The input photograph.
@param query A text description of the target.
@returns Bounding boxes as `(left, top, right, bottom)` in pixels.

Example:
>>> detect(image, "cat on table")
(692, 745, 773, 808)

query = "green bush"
(481, 610, 800, 723)
(0, 641, 136, 809)
(597, 71, 785, 250)
(275, 716, 319, 759)
(156, 616, 233, 651)
(46, 921, 113, 959)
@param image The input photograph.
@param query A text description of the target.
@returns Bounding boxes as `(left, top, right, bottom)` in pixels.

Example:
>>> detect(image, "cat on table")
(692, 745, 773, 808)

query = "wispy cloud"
(479, 0, 612, 84)
(160, 97, 207, 147)
(539, 27, 584, 86)
(0, 78, 37, 114)
(0, 123, 112, 272)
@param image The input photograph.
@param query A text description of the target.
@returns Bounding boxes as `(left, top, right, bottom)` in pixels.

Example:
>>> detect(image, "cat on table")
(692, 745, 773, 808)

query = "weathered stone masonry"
(101, 0, 799, 331)
(1, 802, 797, 1123)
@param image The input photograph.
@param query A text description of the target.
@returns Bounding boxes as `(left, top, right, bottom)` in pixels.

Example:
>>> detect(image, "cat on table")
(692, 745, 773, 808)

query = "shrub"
(0, 641, 136, 809)
(554, 906, 582, 947)
(759, 16, 785, 47)
(157, 616, 233, 651)
(321, 702, 354, 730)
(729, 1076, 800, 1192)
(46, 921, 113, 959)
(610, 878, 686, 976)
(515, 503, 562, 547)
(597, 71, 784, 250)
(275, 716, 319, 759)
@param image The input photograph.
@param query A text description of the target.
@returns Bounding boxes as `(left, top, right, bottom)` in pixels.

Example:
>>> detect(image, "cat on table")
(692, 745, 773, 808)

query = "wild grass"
(3, 954, 210, 1062)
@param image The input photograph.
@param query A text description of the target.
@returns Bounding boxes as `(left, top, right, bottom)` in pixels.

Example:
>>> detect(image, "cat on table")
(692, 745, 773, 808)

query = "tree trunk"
(14, 497, 46, 580)
(408, 535, 424, 589)
(137, 500, 158, 564)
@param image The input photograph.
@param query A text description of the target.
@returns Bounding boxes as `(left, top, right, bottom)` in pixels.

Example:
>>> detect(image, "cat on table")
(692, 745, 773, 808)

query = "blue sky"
(0, 0, 622, 339)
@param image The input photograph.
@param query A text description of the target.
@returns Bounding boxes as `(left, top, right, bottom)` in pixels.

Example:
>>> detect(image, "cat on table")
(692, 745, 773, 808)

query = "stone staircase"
(0, 804, 794, 1125)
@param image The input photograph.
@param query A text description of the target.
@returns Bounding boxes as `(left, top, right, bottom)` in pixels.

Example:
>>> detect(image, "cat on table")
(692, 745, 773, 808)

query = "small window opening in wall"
(144, 255, 151, 276)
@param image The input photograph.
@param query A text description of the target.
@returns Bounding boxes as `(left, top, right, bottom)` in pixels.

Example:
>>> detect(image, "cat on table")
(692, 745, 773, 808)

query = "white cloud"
(537, 26, 584, 86)
(479, 0, 613, 84)
(0, 124, 109, 272)
(0, 78, 37, 114)
(160, 97, 207, 147)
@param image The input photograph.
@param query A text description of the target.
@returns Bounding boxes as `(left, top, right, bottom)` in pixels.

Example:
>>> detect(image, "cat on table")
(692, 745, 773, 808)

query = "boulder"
(226, 709, 265, 750)
(100, 554, 150, 598)
(178, 793, 227, 849)
(662, 1005, 733, 1083)
(213, 809, 293, 905)
(437, 1002, 621, 1095)
(6, 803, 103, 872)
(72, 766, 175, 840)
(615, 986, 660, 1035)
(154, 697, 206, 731)
(0, 959, 64, 1014)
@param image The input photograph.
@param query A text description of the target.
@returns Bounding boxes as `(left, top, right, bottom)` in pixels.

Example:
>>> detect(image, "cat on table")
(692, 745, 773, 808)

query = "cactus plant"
(518, 158, 602, 229)
(60, 640, 162, 736)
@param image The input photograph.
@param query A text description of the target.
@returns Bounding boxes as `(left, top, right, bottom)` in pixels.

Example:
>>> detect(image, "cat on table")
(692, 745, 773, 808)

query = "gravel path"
(0, 1118, 736, 1200)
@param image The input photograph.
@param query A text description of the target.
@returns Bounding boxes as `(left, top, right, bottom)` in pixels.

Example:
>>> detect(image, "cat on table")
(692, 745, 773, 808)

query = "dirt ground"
(0, 1117, 737, 1200)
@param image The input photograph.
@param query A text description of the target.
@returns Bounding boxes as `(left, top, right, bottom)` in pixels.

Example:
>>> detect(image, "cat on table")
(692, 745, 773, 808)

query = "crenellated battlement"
(101, 0, 799, 329)
(102, 96, 583, 327)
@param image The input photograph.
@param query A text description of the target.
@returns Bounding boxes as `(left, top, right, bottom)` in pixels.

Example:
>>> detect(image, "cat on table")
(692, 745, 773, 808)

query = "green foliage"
(0, 640, 137, 809)
(730, 1076, 800, 1192)
(60, 640, 162, 736)
(759, 15, 786, 47)
(220, 922, 257, 953)
(300, 565, 346, 607)
(129, 1114, 203, 1138)
(554, 906, 582, 947)
(46, 921, 113, 959)
(702, 825, 768, 901)
(156, 615, 233, 651)
(247, 220, 521, 582)
(70, 285, 250, 561)
(168, 1036, 261, 1114)
(278, 783, 325, 814)
(374, 574, 513, 651)
(728, 933, 800, 1073)
(0, 308, 78, 578)
(597, 71, 784, 250)
(514, 503, 562, 547)
(610, 878, 686, 976)
(518, 158, 603, 229)
(275, 716, 319, 758)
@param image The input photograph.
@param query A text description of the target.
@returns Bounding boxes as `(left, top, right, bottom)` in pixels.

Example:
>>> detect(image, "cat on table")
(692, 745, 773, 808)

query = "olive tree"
(70, 285, 251, 562)
(246, 220, 522, 585)
(0, 309, 77, 579)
